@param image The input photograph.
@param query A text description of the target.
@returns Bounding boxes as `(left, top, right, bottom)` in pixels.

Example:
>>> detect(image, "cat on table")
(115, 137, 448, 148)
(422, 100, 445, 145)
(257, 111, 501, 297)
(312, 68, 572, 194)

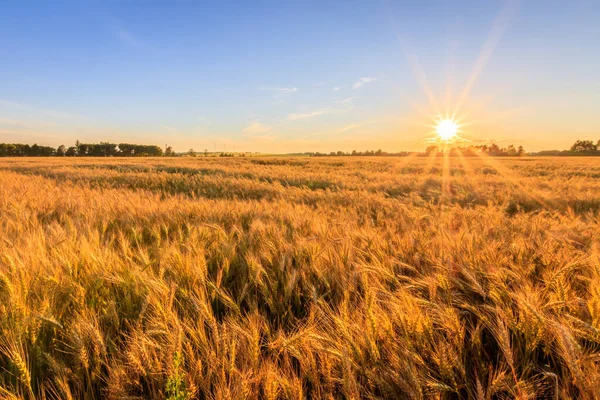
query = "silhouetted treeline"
(310, 144, 526, 157)
(0, 142, 167, 157)
(425, 144, 526, 157)
(2, 138, 599, 158)
(532, 139, 600, 156)
(310, 149, 413, 157)
(0, 143, 58, 156)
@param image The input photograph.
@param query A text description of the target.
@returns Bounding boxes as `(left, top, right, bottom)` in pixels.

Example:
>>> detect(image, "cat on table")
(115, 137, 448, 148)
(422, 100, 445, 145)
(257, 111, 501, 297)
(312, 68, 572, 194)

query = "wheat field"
(1, 155, 600, 399)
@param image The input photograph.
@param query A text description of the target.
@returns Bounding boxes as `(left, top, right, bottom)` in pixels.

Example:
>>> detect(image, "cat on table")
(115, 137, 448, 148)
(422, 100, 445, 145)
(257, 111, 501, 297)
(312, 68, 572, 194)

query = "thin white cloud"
(0, 117, 22, 127)
(0, 99, 85, 121)
(353, 77, 377, 89)
(0, 117, 59, 129)
(243, 121, 276, 142)
(339, 124, 358, 133)
(289, 105, 354, 121)
(335, 119, 379, 136)
(243, 121, 272, 135)
(251, 134, 277, 142)
(288, 110, 327, 121)
(260, 87, 298, 94)
(341, 96, 357, 104)
(260, 87, 298, 105)
(109, 25, 158, 53)
(198, 116, 210, 127)
(0, 129, 67, 142)
(114, 27, 141, 47)
(333, 87, 341, 92)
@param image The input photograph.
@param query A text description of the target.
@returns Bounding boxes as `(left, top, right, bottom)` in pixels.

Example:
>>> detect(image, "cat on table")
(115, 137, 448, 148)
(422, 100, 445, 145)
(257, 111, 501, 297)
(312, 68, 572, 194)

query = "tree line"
(532, 139, 600, 156)
(0, 142, 173, 157)
(310, 149, 413, 157)
(310, 143, 526, 157)
(1, 138, 599, 157)
(311, 139, 600, 157)
(425, 143, 526, 157)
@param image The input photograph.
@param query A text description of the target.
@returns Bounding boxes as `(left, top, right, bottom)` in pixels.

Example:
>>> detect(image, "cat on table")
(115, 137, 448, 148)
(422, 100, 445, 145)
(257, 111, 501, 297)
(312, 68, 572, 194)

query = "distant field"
(1, 156, 600, 399)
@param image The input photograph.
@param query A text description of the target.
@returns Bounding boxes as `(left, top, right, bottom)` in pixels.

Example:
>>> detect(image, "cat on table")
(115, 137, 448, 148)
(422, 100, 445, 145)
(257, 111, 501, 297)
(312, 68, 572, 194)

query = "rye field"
(1, 155, 600, 399)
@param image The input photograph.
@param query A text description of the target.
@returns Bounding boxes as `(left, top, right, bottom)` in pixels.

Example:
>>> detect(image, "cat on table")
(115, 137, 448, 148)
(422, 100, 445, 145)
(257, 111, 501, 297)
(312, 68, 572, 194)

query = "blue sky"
(1, 0, 599, 152)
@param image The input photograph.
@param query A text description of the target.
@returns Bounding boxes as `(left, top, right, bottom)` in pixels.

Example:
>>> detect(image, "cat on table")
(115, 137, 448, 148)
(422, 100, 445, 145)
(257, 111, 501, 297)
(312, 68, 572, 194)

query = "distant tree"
(56, 145, 66, 156)
(188, 148, 196, 157)
(517, 145, 525, 156)
(41, 145, 55, 156)
(487, 143, 501, 155)
(65, 146, 77, 156)
(138, 145, 163, 157)
(76, 142, 118, 157)
(77, 142, 89, 156)
(118, 143, 135, 156)
(570, 140, 596, 152)
(425, 146, 438, 155)
(0, 144, 16, 156)
(165, 146, 175, 156)
(99, 142, 118, 156)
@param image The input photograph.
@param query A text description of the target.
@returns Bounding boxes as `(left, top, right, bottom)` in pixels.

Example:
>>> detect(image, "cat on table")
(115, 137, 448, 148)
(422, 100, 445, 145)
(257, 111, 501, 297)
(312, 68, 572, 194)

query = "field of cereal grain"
(1, 156, 600, 399)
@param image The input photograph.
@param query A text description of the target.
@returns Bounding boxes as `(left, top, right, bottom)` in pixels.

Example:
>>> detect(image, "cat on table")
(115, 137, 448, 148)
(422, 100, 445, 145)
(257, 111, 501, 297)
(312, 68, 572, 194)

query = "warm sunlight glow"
(436, 119, 458, 141)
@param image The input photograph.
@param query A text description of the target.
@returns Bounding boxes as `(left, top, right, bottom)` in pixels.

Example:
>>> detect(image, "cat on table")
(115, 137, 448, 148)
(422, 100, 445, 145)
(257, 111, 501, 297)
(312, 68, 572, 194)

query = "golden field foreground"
(1, 156, 600, 399)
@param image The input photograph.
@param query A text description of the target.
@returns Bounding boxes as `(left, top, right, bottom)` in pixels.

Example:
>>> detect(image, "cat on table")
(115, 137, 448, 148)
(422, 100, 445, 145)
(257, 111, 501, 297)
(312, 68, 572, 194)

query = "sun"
(436, 118, 458, 141)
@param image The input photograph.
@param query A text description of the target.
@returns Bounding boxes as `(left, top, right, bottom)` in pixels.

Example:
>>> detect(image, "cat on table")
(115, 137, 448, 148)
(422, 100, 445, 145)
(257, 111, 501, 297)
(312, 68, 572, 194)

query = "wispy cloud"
(198, 116, 210, 127)
(243, 121, 276, 141)
(333, 87, 341, 92)
(260, 87, 298, 105)
(260, 87, 298, 94)
(0, 129, 68, 142)
(110, 25, 158, 53)
(0, 98, 93, 145)
(340, 124, 358, 133)
(289, 104, 354, 121)
(0, 99, 85, 121)
(288, 110, 327, 121)
(353, 77, 377, 89)
(113, 26, 141, 47)
(336, 119, 379, 135)
(0, 117, 58, 129)
(339, 124, 358, 133)
(243, 121, 272, 135)
(0, 117, 26, 127)
(341, 96, 357, 104)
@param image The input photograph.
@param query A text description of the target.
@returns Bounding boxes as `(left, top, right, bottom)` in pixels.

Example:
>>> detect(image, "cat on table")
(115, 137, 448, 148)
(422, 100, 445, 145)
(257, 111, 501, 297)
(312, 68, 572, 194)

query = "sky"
(1, 0, 599, 153)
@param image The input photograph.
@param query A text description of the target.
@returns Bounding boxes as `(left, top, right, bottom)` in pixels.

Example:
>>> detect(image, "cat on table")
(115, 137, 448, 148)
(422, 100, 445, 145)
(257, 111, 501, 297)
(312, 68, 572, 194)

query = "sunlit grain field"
(1, 156, 600, 399)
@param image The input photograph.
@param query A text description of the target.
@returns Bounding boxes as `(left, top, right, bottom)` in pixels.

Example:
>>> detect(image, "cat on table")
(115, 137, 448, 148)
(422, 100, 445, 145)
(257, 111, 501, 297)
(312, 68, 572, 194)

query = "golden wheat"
(0, 156, 599, 398)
